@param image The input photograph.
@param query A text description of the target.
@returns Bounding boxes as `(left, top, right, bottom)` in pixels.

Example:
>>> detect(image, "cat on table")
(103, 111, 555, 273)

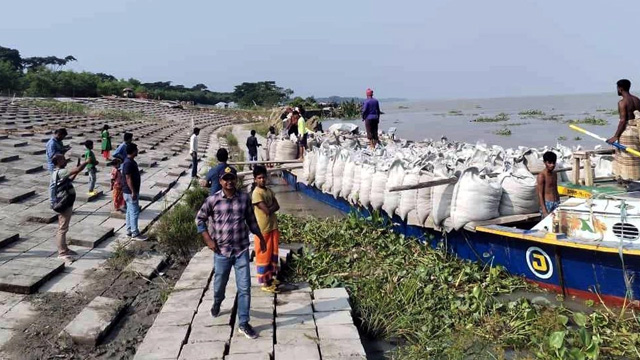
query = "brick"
(187, 325, 232, 344)
(313, 287, 349, 300)
(319, 339, 366, 359)
(134, 325, 189, 360)
(161, 288, 204, 313)
(274, 343, 320, 360)
(60, 296, 125, 345)
(316, 324, 360, 341)
(0, 188, 35, 204)
(178, 341, 226, 360)
(125, 254, 166, 279)
(276, 328, 318, 345)
(313, 311, 353, 326)
(66, 226, 113, 248)
(276, 302, 313, 316)
(312, 297, 351, 312)
(0, 231, 19, 249)
(0, 300, 37, 329)
(153, 310, 195, 327)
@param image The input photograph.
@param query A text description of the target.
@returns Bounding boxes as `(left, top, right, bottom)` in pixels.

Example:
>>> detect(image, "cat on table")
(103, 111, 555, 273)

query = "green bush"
(153, 202, 200, 260)
(182, 182, 209, 213)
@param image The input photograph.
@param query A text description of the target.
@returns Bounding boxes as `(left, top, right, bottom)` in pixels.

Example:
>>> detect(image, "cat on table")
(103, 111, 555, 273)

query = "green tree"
(0, 46, 23, 71)
(0, 60, 22, 93)
(233, 81, 292, 107)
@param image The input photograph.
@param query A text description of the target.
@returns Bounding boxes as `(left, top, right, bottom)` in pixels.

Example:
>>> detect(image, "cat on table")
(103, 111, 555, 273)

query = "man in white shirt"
(190, 127, 200, 178)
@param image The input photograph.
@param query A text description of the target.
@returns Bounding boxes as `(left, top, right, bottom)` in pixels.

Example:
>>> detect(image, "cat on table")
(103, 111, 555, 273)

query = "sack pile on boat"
(288, 127, 616, 232)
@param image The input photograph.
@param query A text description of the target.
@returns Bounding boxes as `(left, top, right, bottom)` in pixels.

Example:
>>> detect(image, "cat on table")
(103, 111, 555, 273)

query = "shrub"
(182, 182, 209, 213)
(153, 202, 201, 260)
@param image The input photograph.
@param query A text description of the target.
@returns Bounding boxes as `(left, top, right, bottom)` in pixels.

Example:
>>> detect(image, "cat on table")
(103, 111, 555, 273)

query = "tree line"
(0, 46, 293, 107)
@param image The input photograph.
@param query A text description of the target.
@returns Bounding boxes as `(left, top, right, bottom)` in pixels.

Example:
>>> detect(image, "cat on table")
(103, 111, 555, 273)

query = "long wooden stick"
(229, 160, 302, 165)
(237, 164, 303, 177)
(388, 166, 577, 192)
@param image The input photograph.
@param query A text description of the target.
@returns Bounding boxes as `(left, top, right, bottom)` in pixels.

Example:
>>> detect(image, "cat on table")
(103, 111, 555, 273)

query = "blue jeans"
(124, 193, 140, 236)
(88, 168, 97, 192)
(544, 200, 560, 214)
(213, 251, 251, 326)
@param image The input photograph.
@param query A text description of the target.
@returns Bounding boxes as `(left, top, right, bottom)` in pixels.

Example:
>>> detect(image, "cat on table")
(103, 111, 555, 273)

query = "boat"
(281, 166, 640, 306)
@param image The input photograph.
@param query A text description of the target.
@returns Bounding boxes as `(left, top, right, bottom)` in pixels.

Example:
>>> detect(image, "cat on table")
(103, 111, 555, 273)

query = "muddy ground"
(3, 242, 188, 360)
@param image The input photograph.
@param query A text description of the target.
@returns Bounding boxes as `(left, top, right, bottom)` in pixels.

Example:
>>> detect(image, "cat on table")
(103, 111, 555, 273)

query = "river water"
(322, 92, 623, 149)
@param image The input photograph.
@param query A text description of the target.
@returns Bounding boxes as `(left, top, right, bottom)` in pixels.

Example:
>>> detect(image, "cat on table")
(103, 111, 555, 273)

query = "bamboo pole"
(388, 167, 577, 192)
(237, 164, 303, 177)
(228, 160, 302, 165)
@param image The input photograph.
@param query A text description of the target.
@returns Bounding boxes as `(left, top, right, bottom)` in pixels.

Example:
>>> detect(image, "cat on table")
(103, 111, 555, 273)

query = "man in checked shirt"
(196, 165, 267, 339)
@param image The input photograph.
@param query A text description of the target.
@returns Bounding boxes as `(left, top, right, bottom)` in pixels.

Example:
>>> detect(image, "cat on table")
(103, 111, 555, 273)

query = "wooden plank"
(464, 213, 541, 232)
(572, 157, 580, 185)
(228, 160, 302, 165)
(237, 165, 303, 177)
(584, 157, 594, 187)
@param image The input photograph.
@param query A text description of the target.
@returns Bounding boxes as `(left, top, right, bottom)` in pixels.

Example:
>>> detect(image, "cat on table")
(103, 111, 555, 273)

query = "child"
(246, 130, 260, 169)
(101, 125, 112, 160)
(251, 165, 281, 293)
(537, 151, 560, 217)
(84, 140, 99, 196)
(110, 156, 125, 212)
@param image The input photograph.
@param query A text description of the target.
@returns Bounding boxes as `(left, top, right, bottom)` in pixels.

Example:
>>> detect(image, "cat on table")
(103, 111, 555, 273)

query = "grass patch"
(153, 183, 208, 261)
(448, 110, 463, 116)
(494, 128, 512, 136)
(566, 116, 608, 126)
(281, 213, 640, 358)
(518, 109, 545, 117)
(505, 122, 529, 127)
(90, 109, 146, 121)
(542, 115, 564, 121)
(245, 122, 270, 137)
(558, 136, 567, 141)
(107, 239, 134, 269)
(27, 100, 88, 115)
(597, 108, 619, 116)
(574, 136, 582, 141)
(473, 112, 509, 122)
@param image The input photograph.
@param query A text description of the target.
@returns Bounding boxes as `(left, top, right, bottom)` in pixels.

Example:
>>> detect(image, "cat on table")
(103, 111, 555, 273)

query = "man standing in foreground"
(196, 166, 267, 339)
(190, 127, 200, 178)
(205, 148, 230, 195)
(537, 151, 560, 217)
(51, 154, 89, 262)
(122, 143, 146, 240)
(361, 88, 381, 149)
(113, 132, 133, 167)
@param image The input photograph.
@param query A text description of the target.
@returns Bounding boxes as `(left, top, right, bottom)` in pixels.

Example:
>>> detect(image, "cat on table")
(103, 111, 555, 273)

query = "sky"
(2, 0, 639, 100)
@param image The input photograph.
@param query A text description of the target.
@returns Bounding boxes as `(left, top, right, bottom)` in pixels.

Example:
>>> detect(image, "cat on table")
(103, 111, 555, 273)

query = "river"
(322, 92, 623, 149)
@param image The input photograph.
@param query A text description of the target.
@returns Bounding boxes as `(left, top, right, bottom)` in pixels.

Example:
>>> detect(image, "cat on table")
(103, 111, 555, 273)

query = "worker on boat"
(607, 79, 640, 180)
(362, 88, 381, 149)
(537, 151, 560, 217)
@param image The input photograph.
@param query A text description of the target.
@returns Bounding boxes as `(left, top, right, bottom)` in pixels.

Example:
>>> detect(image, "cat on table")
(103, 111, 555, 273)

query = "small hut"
(123, 88, 134, 98)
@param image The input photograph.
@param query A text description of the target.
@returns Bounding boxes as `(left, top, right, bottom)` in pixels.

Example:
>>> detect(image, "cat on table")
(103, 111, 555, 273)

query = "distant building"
(123, 88, 134, 98)
(214, 102, 228, 109)
(227, 102, 238, 109)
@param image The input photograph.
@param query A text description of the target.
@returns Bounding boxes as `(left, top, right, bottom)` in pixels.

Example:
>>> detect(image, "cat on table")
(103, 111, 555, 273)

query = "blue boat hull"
(282, 170, 640, 305)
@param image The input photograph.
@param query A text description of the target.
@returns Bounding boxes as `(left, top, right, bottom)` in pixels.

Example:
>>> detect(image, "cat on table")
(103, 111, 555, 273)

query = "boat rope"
(618, 200, 634, 299)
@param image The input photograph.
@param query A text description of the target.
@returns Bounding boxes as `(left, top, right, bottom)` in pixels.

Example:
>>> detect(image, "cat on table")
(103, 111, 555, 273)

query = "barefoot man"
(537, 151, 560, 217)
(607, 79, 640, 180)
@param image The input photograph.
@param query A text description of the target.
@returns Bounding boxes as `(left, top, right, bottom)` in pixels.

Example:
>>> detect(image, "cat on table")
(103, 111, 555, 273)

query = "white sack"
(358, 164, 375, 207)
(416, 173, 433, 224)
(269, 140, 278, 161)
(595, 155, 614, 178)
(275, 140, 297, 161)
(370, 170, 388, 210)
(314, 151, 329, 188)
(349, 164, 363, 204)
(498, 168, 539, 216)
(331, 153, 347, 199)
(382, 160, 406, 216)
(322, 155, 336, 193)
(451, 167, 502, 230)
(396, 170, 419, 220)
(340, 158, 356, 199)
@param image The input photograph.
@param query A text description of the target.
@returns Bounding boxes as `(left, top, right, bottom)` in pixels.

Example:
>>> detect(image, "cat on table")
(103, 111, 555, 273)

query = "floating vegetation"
(558, 136, 567, 141)
(448, 110, 463, 116)
(574, 136, 582, 141)
(566, 117, 608, 126)
(473, 112, 510, 122)
(280, 213, 640, 358)
(597, 108, 619, 116)
(518, 109, 546, 117)
(505, 122, 529, 127)
(494, 128, 512, 136)
(398, 105, 409, 109)
(542, 115, 564, 122)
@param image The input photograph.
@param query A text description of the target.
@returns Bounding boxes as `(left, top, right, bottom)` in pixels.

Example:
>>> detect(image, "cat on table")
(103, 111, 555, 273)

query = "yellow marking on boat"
(558, 185, 592, 199)
(476, 226, 640, 256)
(532, 254, 548, 271)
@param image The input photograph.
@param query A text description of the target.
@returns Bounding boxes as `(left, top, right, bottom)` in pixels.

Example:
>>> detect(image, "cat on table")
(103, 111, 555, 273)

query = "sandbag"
(523, 150, 545, 173)
(269, 140, 278, 161)
(499, 168, 538, 216)
(275, 140, 297, 160)
(322, 155, 336, 193)
(382, 160, 406, 216)
(370, 170, 388, 210)
(349, 164, 362, 204)
(396, 169, 419, 220)
(331, 153, 347, 199)
(358, 164, 375, 208)
(302, 151, 317, 184)
(451, 167, 502, 230)
(595, 155, 614, 178)
(416, 173, 433, 224)
(340, 158, 356, 199)
(431, 167, 456, 226)
(314, 151, 329, 188)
